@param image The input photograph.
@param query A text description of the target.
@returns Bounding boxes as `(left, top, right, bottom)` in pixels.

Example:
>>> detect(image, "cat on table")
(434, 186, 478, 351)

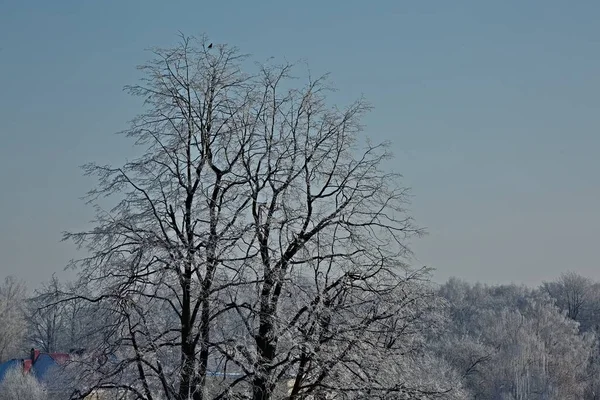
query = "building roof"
(0, 350, 71, 385)
(0, 359, 22, 382)
(31, 353, 70, 384)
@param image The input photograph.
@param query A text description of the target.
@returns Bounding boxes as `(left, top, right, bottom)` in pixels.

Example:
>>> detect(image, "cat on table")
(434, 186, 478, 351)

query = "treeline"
(435, 273, 600, 399)
(2, 272, 600, 399)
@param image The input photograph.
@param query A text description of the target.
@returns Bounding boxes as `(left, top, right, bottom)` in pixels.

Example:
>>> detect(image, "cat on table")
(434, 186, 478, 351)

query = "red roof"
(50, 353, 70, 365)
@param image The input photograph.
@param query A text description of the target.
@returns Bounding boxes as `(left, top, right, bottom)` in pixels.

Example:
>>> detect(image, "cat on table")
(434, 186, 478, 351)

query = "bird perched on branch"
(208, 43, 213, 49)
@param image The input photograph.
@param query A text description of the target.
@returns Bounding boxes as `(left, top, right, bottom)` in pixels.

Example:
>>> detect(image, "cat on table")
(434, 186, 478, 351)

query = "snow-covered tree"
(0, 276, 27, 362)
(61, 35, 451, 400)
(543, 272, 593, 323)
(0, 367, 46, 400)
(437, 280, 592, 399)
(26, 276, 95, 354)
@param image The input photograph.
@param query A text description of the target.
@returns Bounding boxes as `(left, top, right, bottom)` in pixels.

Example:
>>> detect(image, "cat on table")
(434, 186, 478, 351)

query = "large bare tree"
(63, 35, 453, 400)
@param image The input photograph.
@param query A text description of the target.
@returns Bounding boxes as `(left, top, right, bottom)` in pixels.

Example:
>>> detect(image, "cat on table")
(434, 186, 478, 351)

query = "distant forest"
(2, 271, 600, 399)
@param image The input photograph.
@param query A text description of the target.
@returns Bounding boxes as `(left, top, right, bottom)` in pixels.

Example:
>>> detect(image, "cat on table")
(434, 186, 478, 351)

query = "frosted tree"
(61, 35, 451, 400)
(437, 280, 592, 400)
(26, 276, 94, 354)
(26, 276, 66, 353)
(543, 272, 597, 330)
(0, 276, 27, 362)
(0, 367, 46, 400)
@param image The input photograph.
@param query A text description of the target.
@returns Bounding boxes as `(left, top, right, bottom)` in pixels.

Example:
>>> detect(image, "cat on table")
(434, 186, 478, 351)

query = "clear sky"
(1, 0, 599, 288)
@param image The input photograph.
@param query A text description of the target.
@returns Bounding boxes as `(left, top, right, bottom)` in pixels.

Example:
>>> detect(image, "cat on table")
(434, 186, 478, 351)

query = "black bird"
(208, 43, 213, 49)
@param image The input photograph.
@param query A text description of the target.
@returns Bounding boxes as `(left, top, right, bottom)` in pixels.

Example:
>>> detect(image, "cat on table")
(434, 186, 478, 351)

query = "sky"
(1, 0, 599, 288)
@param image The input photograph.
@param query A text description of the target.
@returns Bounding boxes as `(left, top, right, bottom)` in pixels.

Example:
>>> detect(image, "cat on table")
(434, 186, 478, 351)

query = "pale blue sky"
(1, 1, 599, 287)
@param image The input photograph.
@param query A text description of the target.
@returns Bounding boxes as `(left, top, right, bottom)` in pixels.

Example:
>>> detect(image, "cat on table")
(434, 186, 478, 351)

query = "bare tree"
(0, 276, 27, 362)
(27, 276, 94, 354)
(27, 276, 65, 353)
(543, 271, 592, 321)
(63, 35, 442, 400)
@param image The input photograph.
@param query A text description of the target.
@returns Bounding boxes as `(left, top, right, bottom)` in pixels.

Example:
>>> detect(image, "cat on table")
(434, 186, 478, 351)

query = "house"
(0, 349, 107, 399)
(0, 350, 328, 399)
(0, 348, 71, 386)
